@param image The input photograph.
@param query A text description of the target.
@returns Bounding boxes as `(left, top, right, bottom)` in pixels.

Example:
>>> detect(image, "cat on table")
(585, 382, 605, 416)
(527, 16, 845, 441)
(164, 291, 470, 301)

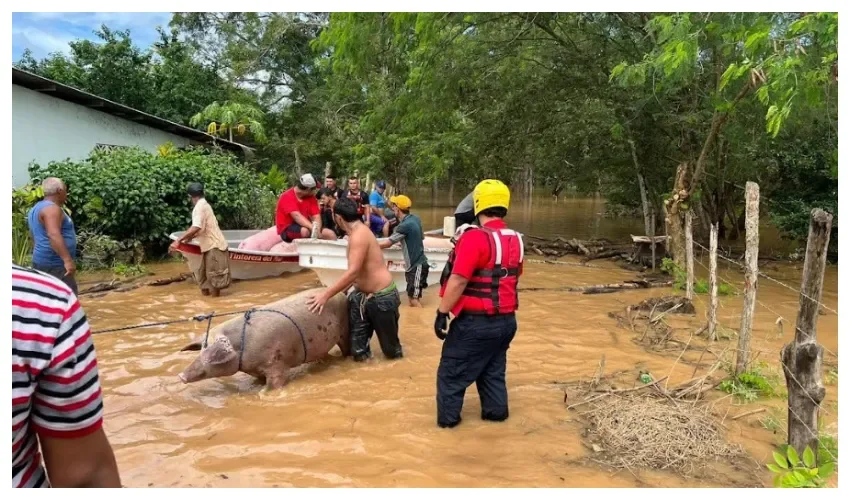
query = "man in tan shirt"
(170, 182, 232, 297)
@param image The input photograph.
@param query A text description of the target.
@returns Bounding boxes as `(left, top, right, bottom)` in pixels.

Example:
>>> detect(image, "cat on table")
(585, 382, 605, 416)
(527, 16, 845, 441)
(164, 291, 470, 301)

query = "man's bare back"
(348, 222, 393, 294)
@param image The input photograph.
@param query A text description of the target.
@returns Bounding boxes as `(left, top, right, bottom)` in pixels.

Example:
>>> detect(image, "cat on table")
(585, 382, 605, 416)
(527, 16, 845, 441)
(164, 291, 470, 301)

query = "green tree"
(189, 100, 267, 143)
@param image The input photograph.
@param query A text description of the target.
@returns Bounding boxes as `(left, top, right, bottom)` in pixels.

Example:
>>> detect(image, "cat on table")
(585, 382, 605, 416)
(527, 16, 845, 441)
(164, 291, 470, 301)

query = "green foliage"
(719, 362, 780, 402)
(77, 232, 121, 269)
(112, 263, 147, 278)
(768, 445, 834, 487)
(28, 147, 275, 255)
(14, 12, 838, 251)
(259, 164, 288, 194)
(190, 101, 267, 143)
(15, 26, 235, 126)
(660, 258, 733, 296)
(11, 184, 45, 266)
(759, 408, 784, 434)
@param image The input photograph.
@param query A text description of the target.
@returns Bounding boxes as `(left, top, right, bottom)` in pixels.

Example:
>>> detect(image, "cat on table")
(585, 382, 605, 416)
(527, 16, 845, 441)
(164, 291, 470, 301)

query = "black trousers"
(436, 313, 517, 428)
(33, 264, 79, 296)
(404, 262, 429, 299)
(348, 288, 403, 361)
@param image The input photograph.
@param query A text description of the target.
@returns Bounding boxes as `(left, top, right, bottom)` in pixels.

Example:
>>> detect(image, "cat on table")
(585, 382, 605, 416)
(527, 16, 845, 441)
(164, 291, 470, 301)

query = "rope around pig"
(90, 284, 600, 337)
(92, 307, 309, 368)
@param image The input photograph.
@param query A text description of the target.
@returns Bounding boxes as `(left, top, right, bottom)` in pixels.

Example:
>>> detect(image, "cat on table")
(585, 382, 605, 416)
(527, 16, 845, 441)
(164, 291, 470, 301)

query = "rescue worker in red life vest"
(434, 179, 524, 428)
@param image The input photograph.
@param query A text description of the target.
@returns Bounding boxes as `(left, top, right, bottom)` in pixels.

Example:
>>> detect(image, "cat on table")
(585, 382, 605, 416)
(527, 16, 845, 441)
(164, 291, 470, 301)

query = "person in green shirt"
(379, 194, 429, 307)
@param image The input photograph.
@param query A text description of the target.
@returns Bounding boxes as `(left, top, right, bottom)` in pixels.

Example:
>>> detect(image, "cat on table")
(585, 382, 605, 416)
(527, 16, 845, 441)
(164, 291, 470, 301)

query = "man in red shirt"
(276, 174, 336, 242)
(433, 179, 524, 429)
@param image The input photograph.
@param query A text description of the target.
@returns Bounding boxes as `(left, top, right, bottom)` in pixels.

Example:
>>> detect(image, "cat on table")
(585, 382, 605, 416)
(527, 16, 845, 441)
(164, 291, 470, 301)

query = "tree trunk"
(524, 163, 534, 199)
(448, 171, 455, 204)
(666, 163, 689, 268)
(432, 177, 439, 202)
(631, 136, 653, 236)
(781, 208, 832, 462)
(229, 128, 233, 142)
(685, 211, 694, 300)
(324, 161, 332, 179)
(726, 197, 740, 240)
(735, 182, 760, 376)
(294, 146, 302, 175)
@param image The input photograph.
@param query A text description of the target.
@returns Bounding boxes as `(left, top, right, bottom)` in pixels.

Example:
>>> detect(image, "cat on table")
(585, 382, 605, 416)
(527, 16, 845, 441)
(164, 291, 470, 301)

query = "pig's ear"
(178, 334, 206, 352)
(204, 337, 236, 365)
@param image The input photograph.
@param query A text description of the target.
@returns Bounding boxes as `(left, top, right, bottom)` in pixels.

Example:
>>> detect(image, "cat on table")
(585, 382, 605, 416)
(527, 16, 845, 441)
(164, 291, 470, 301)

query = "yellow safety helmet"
(473, 179, 510, 215)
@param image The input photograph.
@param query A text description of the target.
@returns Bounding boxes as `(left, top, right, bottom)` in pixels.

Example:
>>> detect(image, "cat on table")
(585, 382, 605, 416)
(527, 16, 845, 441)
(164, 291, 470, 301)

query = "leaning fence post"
(735, 182, 759, 376)
(685, 210, 694, 300)
(781, 208, 831, 462)
(708, 223, 718, 342)
(650, 215, 656, 271)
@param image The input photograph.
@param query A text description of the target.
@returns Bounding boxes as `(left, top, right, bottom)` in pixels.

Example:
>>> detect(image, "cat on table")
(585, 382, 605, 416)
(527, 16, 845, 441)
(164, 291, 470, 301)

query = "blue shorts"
(369, 214, 386, 235)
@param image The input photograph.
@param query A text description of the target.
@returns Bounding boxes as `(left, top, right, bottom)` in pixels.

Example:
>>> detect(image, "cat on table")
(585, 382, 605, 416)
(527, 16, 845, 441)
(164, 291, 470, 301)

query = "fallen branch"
(730, 408, 767, 421)
(148, 272, 192, 286)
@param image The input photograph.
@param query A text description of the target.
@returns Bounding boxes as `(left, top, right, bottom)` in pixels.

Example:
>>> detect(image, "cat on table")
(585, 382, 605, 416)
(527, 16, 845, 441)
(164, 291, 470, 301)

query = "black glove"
(434, 310, 450, 340)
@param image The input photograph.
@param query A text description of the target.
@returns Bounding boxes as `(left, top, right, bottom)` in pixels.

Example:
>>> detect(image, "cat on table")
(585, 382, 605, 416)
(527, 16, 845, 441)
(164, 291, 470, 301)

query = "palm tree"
(190, 101, 267, 143)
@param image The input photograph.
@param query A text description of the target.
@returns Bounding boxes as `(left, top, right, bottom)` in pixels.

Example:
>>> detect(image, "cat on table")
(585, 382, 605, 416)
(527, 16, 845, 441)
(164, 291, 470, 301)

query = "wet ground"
(81, 250, 838, 487)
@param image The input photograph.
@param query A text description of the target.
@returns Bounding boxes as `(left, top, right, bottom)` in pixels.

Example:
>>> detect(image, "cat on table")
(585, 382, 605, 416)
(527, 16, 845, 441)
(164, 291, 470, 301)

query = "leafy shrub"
(768, 445, 834, 487)
(28, 146, 276, 256)
(12, 184, 44, 266)
(660, 258, 734, 296)
(719, 361, 780, 402)
(77, 231, 121, 269)
(259, 163, 288, 194)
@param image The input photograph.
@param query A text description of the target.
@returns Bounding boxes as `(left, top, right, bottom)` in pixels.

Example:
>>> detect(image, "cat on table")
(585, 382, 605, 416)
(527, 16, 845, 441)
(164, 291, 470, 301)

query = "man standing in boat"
(170, 182, 232, 297)
(276, 174, 336, 242)
(319, 175, 344, 200)
(342, 176, 371, 224)
(378, 194, 429, 308)
(306, 197, 404, 362)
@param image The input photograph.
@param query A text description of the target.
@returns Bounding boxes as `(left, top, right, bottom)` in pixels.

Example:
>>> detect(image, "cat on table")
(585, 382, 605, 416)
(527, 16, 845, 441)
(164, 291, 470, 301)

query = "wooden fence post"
(650, 216, 656, 271)
(781, 208, 831, 462)
(708, 223, 719, 341)
(735, 182, 759, 376)
(685, 211, 694, 300)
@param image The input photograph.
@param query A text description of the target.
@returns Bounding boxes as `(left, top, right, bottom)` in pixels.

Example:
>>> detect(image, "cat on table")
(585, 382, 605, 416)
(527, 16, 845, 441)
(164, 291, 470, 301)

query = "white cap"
(299, 173, 317, 188)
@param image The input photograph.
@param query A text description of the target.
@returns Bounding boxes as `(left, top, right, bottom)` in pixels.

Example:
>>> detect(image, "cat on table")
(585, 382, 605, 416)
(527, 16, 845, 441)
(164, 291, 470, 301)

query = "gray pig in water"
(177, 288, 350, 390)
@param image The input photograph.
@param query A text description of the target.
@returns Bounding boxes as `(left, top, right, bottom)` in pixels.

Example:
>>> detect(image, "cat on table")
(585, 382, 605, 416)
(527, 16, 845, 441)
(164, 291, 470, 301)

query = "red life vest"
(440, 226, 524, 316)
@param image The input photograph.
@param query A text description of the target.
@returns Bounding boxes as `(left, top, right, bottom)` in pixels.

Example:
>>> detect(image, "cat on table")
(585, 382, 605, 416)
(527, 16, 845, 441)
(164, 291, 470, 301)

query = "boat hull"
(295, 233, 452, 292)
(168, 231, 302, 281)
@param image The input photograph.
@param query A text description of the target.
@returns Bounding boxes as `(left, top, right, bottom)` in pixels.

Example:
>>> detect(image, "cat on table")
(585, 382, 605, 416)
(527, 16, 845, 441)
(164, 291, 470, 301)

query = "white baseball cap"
(299, 173, 317, 189)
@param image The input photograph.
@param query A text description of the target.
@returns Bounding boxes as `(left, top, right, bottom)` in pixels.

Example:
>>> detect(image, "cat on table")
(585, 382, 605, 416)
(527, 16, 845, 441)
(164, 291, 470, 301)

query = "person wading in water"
(306, 197, 404, 361)
(433, 179, 524, 428)
(170, 183, 232, 297)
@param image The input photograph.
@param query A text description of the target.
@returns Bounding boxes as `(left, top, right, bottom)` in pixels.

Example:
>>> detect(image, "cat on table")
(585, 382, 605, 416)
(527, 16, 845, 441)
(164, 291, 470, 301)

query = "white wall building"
(12, 67, 251, 188)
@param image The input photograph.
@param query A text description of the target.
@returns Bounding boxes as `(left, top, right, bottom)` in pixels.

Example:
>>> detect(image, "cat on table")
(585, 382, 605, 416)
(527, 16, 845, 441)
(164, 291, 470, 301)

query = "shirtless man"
(306, 197, 403, 361)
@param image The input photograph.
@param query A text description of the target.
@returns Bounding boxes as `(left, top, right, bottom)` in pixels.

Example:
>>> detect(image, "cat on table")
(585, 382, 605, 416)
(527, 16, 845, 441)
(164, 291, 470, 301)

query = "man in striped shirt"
(12, 264, 121, 488)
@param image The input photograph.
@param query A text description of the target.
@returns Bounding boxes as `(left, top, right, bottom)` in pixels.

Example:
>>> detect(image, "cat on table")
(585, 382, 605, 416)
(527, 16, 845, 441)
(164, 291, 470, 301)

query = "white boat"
(169, 230, 302, 281)
(294, 229, 453, 292)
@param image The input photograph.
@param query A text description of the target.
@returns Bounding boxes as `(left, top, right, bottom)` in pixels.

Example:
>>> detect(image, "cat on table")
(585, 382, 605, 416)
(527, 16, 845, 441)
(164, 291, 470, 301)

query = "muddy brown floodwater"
(80, 197, 837, 488)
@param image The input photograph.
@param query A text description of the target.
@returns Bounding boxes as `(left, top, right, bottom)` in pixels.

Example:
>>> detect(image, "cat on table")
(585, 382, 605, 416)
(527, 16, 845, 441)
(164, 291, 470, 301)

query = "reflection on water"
(408, 191, 798, 255)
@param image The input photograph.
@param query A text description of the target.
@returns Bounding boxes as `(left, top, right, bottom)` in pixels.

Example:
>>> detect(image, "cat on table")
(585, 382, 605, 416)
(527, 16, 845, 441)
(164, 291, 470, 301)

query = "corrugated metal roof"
(12, 66, 253, 153)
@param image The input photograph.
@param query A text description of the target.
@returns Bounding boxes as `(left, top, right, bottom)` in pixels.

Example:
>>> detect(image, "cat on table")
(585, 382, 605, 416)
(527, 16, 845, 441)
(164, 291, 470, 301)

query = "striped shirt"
(12, 264, 105, 488)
